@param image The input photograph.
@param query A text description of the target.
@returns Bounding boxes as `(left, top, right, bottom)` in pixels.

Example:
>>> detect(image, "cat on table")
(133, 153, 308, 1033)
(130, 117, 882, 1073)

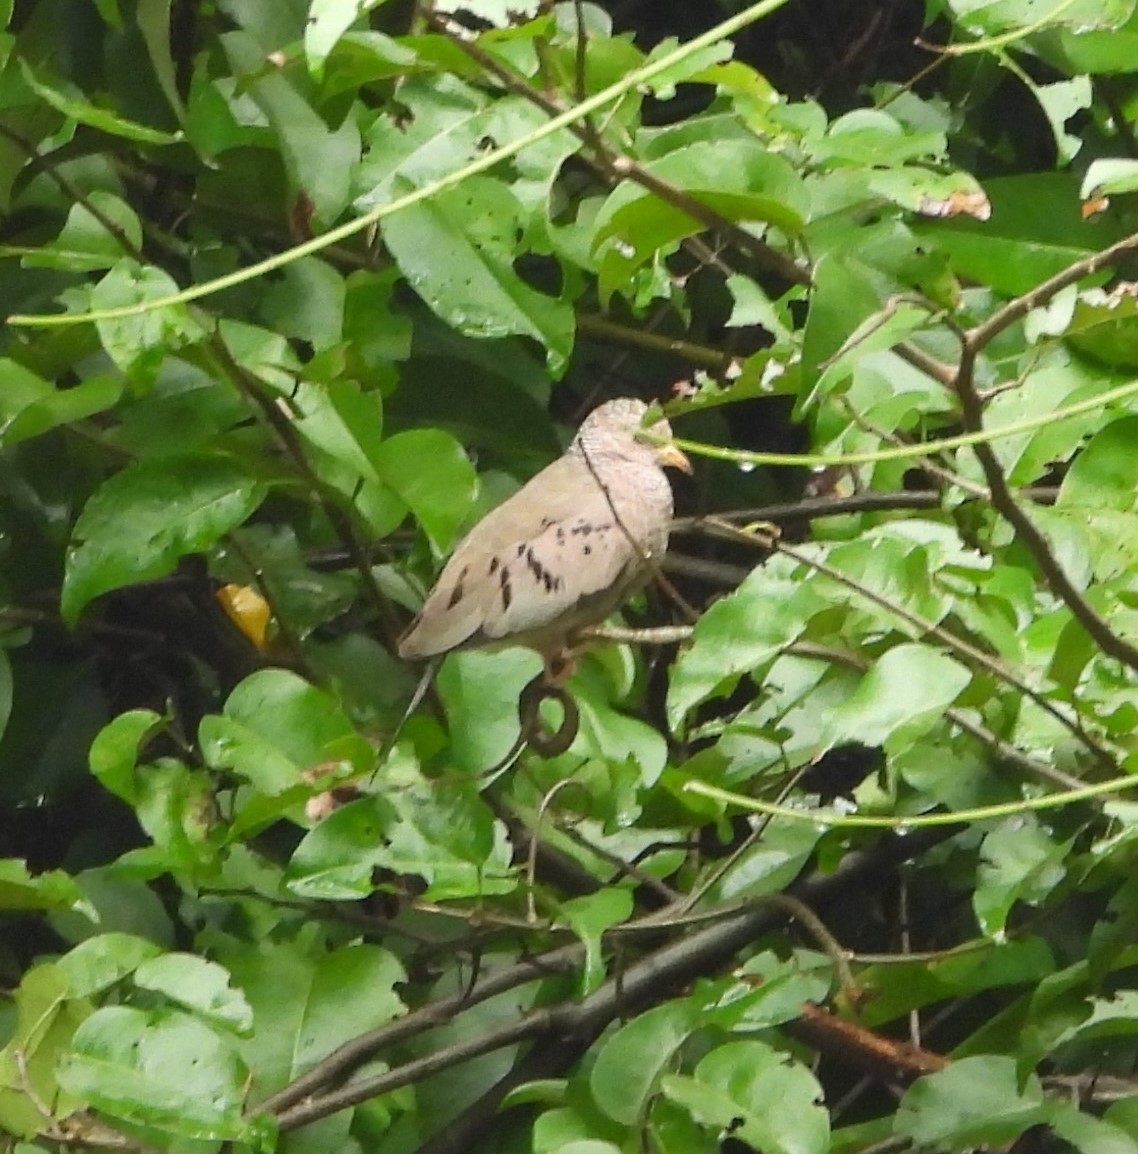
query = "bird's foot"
(542, 649, 579, 685)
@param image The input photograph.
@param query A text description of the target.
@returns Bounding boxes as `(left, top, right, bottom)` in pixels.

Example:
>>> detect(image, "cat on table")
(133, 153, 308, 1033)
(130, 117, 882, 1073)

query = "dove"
(397, 397, 690, 676)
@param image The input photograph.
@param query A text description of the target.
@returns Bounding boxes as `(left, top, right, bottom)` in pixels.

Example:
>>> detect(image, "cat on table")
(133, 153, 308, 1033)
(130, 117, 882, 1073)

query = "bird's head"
(573, 397, 692, 474)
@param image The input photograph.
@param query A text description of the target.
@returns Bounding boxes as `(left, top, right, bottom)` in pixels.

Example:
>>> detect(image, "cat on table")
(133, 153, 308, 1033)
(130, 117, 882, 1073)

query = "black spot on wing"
(499, 565, 513, 611)
(521, 545, 563, 594)
(570, 520, 612, 538)
(446, 566, 469, 609)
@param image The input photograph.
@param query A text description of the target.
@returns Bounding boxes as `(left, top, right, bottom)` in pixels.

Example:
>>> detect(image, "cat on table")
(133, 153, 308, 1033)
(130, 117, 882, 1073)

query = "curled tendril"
(517, 673, 580, 757)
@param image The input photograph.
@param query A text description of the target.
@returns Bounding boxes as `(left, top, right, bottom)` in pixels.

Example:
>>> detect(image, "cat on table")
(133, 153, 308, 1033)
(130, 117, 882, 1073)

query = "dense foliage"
(7, 0, 1138, 1151)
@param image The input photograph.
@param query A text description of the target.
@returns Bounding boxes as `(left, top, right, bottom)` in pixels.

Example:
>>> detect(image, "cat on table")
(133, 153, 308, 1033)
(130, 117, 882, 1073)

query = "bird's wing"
(397, 455, 658, 658)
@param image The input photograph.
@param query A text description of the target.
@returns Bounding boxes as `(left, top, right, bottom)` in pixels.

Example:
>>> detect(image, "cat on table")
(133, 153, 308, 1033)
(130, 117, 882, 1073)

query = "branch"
(967, 230, 1138, 350)
(575, 311, 739, 371)
(893, 339, 957, 388)
(429, 11, 810, 288)
(954, 273, 1138, 676)
(268, 824, 957, 1138)
(699, 518, 1117, 780)
(202, 339, 407, 651)
(782, 641, 1089, 792)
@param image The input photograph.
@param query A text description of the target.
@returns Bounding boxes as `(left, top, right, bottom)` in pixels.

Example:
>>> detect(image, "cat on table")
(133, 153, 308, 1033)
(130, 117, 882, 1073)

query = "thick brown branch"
(788, 1003, 949, 1084)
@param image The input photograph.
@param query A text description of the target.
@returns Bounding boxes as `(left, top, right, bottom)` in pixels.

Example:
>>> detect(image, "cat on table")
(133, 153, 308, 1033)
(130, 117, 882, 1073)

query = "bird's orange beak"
(658, 443, 692, 474)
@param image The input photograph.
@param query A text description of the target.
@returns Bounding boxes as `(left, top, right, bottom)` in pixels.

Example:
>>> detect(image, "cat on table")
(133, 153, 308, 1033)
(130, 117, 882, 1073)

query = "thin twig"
(202, 339, 407, 651)
(576, 311, 739, 371)
(781, 642, 1087, 791)
(428, 11, 810, 288)
(268, 824, 957, 1133)
(893, 340, 957, 388)
(701, 518, 1118, 779)
(954, 242, 1138, 675)
(967, 230, 1138, 350)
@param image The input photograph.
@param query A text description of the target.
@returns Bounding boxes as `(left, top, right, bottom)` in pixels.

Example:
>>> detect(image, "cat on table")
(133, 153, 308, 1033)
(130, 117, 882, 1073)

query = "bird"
(397, 397, 691, 679)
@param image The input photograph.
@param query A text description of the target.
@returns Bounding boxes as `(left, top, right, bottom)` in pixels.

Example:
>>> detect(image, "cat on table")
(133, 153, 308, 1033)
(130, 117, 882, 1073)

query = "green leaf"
(286, 944, 406, 1077)
(896, 1056, 1046, 1148)
(202, 668, 375, 791)
(222, 30, 361, 226)
(221, 939, 406, 1098)
(1033, 4, 1138, 73)
(974, 818, 1069, 938)
(260, 256, 346, 350)
(641, 36, 733, 99)
(1029, 76, 1093, 165)
(856, 938, 1054, 1028)
(17, 59, 183, 144)
(696, 951, 834, 1032)
(437, 648, 543, 772)
(557, 666, 669, 788)
(286, 753, 514, 900)
(667, 566, 825, 727)
(948, 0, 1134, 35)
(590, 1000, 698, 1125)
(57, 1007, 251, 1140)
(1063, 291, 1138, 369)
(136, 0, 187, 123)
(0, 859, 95, 916)
(129, 761, 220, 874)
(696, 820, 825, 905)
(1059, 416, 1138, 510)
(0, 360, 122, 447)
(134, 954, 254, 1034)
(21, 191, 143, 272)
(662, 1040, 829, 1154)
(219, 524, 358, 638)
(56, 933, 163, 997)
(382, 174, 575, 372)
(90, 259, 206, 384)
(913, 173, 1103, 296)
(305, 0, 387, 78)
(0, 964, 90, 1138)
(285, 796, 401, 899)
(61, 453, 266, 624)
(557, 888, 633, 994)
(375, 428, 479, 551)
(818, 644, 971, 753)
(1048, 1101, 1138, 1154)
(88, 709, 165, 803)
(592, 142, 808, 301)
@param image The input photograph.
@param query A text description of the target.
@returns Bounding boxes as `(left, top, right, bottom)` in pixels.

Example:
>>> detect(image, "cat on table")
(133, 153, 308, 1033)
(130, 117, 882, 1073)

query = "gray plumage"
(397, 398, 690, 665)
